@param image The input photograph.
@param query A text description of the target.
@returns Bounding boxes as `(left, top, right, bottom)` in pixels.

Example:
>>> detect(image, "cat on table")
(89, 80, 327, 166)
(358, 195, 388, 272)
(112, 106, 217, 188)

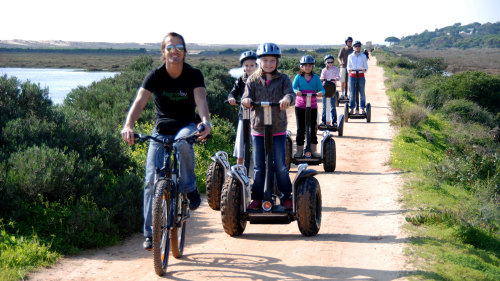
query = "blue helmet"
(345, 36, 353, 44)
(300, 55, 315, 65)
(353, 41, 362, 47)
(239, 50, 257, 65)
(256, 43, 281, 58)
(323, 54, 334, 62)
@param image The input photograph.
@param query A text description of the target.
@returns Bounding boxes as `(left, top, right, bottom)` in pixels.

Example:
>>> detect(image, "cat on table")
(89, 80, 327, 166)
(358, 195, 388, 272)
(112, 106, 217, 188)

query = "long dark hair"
(161, 32, 187, 62)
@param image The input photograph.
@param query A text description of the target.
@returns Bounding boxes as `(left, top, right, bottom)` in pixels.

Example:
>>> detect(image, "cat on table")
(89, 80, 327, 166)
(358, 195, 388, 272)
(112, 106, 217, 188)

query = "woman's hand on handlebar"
(317, 92, 323, 97)
(279, 96, 290, 111)
(296, 91, 302, 96)
(242, 98, 253, 109)
(197, 122, 211, 140)
(121, 126, 136, 146)
(228, 97, 237, 106)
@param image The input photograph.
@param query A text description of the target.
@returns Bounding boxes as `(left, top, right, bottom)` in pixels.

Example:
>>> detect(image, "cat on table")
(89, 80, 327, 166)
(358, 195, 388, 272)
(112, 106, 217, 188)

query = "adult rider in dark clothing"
(121, 32, 211, 250)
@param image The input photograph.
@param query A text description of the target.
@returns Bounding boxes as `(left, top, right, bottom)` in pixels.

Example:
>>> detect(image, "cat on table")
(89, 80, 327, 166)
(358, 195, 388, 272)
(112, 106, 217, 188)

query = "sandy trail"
(29, 56, 408, 281)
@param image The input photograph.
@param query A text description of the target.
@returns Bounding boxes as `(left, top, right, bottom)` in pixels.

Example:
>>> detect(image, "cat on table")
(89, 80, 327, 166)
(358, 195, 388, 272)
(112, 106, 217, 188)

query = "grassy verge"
(376, 50, 500, 280)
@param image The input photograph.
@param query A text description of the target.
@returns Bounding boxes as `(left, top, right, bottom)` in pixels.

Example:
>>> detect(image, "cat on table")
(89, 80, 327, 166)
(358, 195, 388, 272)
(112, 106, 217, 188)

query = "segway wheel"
(220, 177, 246, 236)
(206, 161, 224, 210)
(296, 176, 321, 236)
(366, 103, 371, 123)
(338, 114, 344, 137)
(285, 135, 293, 171)
(323, 137, 336, 172)
(335, 91, 340, 107)
(344, 104, 349, 123)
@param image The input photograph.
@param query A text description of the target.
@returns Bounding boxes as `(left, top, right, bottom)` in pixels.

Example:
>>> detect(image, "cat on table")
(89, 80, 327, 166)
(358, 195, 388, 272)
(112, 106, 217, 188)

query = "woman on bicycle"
(121, 32, 211, 250)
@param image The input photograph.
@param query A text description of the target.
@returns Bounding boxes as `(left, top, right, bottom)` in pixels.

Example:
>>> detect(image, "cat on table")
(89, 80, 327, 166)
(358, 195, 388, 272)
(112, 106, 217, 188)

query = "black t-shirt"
(142, 63, 205, 123)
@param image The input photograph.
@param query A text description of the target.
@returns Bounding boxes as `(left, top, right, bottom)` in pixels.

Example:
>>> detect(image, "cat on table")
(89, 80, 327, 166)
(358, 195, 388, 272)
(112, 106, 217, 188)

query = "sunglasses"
(354, 45, 361, 48)
(326, 61, 334, 64)
(166, 44, 185, 52)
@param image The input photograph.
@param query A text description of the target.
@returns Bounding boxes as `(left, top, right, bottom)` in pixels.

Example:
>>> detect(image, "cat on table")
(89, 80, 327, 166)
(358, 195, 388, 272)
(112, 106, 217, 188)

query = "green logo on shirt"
(162, 91, 188, 101)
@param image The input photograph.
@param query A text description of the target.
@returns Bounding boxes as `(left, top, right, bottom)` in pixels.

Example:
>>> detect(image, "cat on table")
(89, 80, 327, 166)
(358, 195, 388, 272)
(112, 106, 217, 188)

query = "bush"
(441, 99, 496, 127)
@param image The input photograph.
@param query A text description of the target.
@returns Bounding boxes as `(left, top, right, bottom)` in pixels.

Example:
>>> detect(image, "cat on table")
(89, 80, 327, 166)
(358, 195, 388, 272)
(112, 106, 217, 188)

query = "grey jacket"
(242, 69, 295, 135)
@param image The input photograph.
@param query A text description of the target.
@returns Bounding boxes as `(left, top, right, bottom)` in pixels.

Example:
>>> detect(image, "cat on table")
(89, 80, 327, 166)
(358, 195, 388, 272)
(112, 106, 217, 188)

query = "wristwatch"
(203, 121, 212, 129)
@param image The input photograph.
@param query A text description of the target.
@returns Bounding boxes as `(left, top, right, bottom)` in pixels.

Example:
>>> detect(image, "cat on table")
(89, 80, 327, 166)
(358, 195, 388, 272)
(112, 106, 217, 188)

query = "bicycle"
(134, 127, 207, 276)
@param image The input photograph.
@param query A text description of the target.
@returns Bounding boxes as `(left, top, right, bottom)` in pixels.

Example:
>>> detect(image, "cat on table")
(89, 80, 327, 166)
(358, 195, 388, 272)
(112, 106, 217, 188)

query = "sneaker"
(283, 199, 293, 209)
(247, 200, 261, 210)
(333, 122, 338, 128)
(362, 108, 366, 115)
(349, 109, 353, 115)
(187, 189, 201, 210)
(143, 237, 153, 251)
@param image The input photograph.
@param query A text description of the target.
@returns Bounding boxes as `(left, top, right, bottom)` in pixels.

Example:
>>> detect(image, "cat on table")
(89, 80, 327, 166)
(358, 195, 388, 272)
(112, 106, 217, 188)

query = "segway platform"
(344, 103, 371, 123)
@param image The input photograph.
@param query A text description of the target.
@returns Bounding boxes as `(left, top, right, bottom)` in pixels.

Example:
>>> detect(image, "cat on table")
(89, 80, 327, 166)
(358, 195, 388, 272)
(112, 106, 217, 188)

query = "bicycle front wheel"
(152, 180, 173, 276)
(170, 194, 187, 258)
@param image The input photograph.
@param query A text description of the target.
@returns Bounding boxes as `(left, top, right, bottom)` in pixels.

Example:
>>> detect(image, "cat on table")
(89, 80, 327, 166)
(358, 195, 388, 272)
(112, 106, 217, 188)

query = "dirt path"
(29, 57, 408, 281)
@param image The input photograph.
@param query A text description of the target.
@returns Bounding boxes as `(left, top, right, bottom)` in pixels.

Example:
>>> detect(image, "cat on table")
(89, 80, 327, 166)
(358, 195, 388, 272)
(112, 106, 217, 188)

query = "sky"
(1, 0, 499, 46)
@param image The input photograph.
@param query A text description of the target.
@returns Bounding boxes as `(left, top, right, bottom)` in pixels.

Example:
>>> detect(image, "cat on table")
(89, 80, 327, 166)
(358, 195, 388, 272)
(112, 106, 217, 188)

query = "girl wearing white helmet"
(293, 55, 325, 158)
(228, 50, 257, 164)
(320, 55, 340, 127)
(241, 43, 295, 210)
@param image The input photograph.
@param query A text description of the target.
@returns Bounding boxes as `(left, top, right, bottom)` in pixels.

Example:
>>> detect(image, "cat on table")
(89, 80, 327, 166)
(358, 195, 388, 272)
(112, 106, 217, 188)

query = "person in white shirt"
(347, 41, 369, 114)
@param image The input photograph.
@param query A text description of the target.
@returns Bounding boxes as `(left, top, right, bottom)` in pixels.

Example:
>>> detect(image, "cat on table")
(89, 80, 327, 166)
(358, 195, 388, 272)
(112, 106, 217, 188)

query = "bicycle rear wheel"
(152, 180, 173, 276)
(171, 194, 187, 258)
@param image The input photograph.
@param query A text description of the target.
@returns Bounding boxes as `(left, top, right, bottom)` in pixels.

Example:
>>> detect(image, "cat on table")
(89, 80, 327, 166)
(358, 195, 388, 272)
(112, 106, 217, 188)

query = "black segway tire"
(366, 103, 371, 123)
(344, 104, 349, 123)
(285, 136, 293, 171)
(206, 161, 224, 210)
(296, 176, 321, 236)
(335, 91, 340, 107)
(323, 137, 336, 172)
(220, 177, 246, 236)
(338, 114, 344, 137)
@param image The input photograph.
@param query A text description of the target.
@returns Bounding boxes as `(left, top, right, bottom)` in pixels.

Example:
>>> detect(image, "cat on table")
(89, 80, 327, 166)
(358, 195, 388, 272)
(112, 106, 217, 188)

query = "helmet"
(300, 55, 315, 65)
(324, 54, 334, 62)
(256, 43, 281, 58)
(345, 36, 353, 44)
(239, 50, 257, 65)
(353, 41, 362, 47)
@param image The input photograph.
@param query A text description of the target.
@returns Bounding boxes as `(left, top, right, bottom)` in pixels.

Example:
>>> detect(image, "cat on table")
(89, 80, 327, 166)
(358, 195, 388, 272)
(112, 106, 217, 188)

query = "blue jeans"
(349, 76, 366, 110)
(251, 135, 292, 201)
(143, 124, 198, 238)
(321, 96, 337, 124)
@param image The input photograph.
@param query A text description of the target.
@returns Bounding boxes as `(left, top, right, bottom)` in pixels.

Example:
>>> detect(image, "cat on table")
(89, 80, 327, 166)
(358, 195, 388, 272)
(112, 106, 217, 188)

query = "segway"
(344, 70, 371, 123)
(287, 93, 337, 172)
(220, 101, 321, 236)
(206, 101, 252, 210)
(318, 81, 344, 136)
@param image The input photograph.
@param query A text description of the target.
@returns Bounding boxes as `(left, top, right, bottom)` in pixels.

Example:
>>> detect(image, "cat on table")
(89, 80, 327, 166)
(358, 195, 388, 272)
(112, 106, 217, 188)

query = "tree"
(385, 36, 401, 45)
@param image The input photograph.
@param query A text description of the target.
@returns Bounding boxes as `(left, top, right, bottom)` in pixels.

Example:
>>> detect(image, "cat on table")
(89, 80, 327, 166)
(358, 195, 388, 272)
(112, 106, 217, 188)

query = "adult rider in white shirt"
(346, 41, 369, 115)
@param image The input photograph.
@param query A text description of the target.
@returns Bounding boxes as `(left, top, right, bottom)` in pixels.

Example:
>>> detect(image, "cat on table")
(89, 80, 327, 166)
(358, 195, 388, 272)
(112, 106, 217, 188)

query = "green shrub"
(441, 99, 496, 128)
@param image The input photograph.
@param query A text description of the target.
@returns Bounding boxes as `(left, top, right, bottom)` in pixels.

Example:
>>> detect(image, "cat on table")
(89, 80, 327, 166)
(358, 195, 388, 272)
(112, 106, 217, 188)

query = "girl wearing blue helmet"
(241, 43, 295, 210)
(292, 55, 325, 158)
(228, 50, 257, 164)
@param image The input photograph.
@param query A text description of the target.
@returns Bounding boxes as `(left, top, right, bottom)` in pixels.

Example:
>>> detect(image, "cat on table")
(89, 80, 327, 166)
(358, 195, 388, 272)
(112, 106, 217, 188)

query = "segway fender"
(211, 151, 230, 170)
(228, 164, 251, 210)
(293, 164, 319, 186)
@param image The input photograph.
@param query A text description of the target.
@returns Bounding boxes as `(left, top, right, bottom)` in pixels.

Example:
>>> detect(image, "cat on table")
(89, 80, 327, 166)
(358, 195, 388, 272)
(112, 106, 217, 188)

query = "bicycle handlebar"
(134, 125, 210, 145)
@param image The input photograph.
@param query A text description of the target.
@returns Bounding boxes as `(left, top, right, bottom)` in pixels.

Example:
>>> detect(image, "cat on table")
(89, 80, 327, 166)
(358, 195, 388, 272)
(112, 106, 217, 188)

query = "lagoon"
(0, 68, 119, 104)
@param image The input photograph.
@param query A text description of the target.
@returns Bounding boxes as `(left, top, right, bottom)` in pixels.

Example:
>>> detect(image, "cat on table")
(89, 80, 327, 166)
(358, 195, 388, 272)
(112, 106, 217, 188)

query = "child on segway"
(241, 43, 295, 210)
(228, 51, 258, 165)
(320, 55, 340, 127)
(293, 55, 325, 158)
(347, 41, 368, 115)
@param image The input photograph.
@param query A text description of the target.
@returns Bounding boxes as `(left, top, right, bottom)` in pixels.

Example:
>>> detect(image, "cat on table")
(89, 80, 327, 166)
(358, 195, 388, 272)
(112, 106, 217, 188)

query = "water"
(0, 68, 119, 104)
(229, 67, 244, 78)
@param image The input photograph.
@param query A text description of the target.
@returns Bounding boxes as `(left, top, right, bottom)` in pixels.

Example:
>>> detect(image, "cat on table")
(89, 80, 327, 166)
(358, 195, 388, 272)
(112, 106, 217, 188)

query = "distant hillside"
(0, 39, 339, 51)
(392, 22, 500, 48)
